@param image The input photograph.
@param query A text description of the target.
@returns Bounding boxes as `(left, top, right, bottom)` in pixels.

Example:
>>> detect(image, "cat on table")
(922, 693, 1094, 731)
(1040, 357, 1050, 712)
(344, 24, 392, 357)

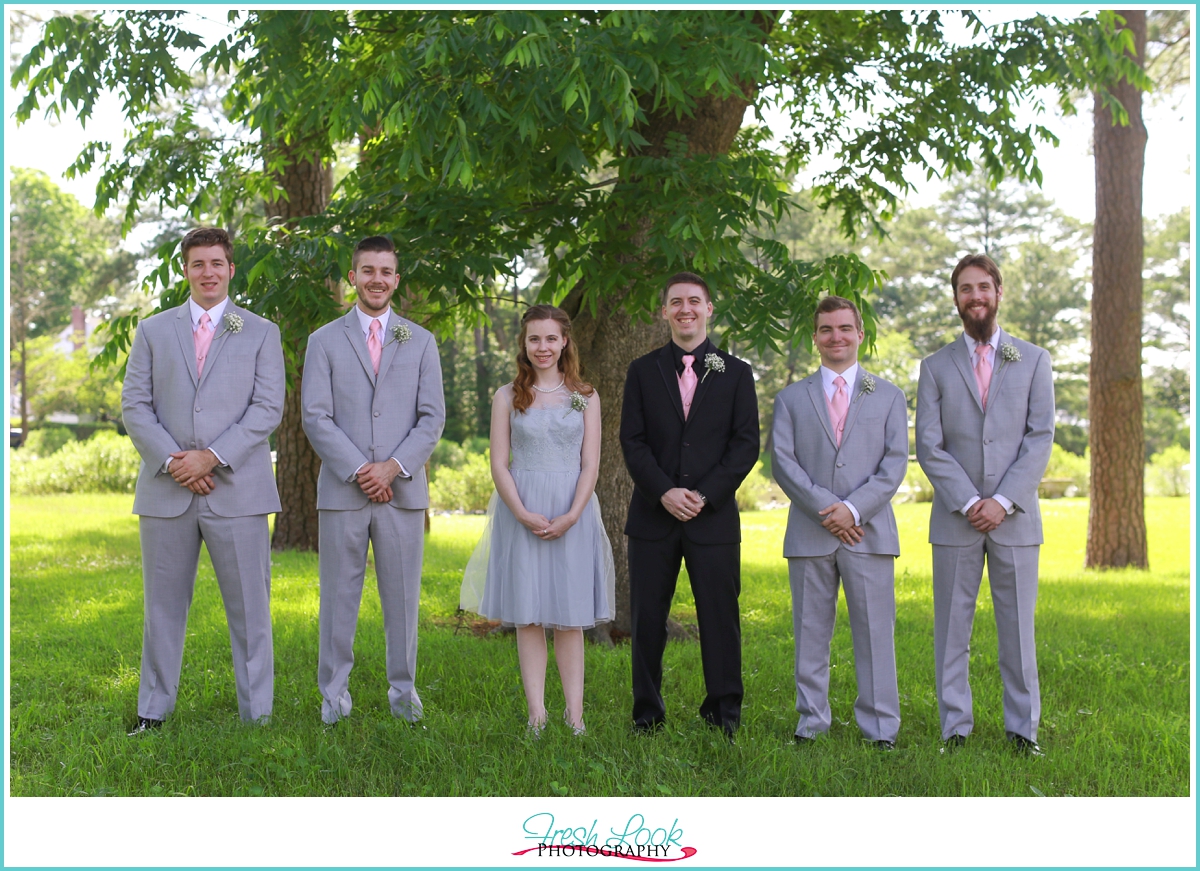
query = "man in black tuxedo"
(620, 272, 760, 736)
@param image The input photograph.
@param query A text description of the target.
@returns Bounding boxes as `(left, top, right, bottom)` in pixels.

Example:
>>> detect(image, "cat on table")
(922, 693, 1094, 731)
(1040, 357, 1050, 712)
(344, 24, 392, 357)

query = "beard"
(957, 298, 999, 343)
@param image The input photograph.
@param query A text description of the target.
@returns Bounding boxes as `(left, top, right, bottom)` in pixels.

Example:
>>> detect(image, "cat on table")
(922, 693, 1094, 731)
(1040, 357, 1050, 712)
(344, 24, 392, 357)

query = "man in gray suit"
(916, 253, 1054, 754)
(123, 227, 285, 733)
(302, 235, 445, 724)
(772, 296, 908, 748)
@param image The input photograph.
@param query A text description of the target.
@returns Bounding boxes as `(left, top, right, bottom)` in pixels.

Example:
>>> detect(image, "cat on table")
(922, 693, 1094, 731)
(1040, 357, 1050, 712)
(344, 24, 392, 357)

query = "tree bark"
(267, 141, 334, 551)
(1087, 10, 1148, 569)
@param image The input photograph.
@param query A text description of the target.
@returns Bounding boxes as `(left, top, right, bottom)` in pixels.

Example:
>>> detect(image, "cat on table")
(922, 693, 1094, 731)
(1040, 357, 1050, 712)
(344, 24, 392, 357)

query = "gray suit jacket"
(772, 369, 908, 557)
(123, 302, 285, 518)
(915, 329, 1055, 547)
(302, 309, 445, 511)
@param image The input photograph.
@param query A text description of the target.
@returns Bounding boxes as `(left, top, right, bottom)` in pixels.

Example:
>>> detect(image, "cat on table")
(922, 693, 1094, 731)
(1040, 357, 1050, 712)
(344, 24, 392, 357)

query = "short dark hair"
(660, 271, 712, 308)
(352, 235, 398, 270)
(181, 227, 233, 263)
(950, 253, 1003, 295)
(813, 295, 862, 332)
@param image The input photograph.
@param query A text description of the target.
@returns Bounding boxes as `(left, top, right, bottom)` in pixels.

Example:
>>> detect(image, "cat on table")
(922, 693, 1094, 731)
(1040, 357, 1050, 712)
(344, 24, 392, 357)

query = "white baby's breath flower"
(390, 323, 413, 346)
(858, 373, 876, 399)
(701, 352, 725, 383)
(217, 312, 244, 338)
(1000, 342, 1021, 363)
(564, 390, 589, 418)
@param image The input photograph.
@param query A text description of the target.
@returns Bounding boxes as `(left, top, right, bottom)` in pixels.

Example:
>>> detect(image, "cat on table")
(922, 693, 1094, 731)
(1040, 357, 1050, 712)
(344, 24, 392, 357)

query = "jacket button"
(684, 442, 690, 447)
(374, 411, 380, 417)
(836, 462, 845, 468)
(195, 407, 201, 413)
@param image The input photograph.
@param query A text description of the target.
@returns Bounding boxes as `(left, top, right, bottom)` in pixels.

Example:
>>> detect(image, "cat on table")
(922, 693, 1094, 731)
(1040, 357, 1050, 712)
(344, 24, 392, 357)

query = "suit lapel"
(197, 304, 237, 387)
(840, 369, 868, 444)
(344, 309, 378, 385)
(377, 312, 403, 382)
(805, 375, 837, 448)
(655, 344, 686, 424)
(987, 328, 1013, 407)
(173, 305, 200, 388)
(950, 333, 985, 412)
(686, 346, 717, 424)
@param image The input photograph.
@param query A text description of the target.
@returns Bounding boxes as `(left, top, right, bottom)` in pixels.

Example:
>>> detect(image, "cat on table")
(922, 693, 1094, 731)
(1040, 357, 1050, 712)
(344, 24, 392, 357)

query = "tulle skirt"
(460, 468, 616, 630)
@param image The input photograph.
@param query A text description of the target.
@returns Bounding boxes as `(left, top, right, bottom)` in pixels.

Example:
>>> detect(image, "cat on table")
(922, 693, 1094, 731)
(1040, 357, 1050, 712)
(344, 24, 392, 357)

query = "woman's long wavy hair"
(511, 305, 594, 413)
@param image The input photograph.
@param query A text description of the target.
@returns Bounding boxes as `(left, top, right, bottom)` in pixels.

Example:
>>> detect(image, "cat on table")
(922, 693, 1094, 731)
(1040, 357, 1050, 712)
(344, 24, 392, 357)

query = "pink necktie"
(194, 312, 214, 377)
(678, 354, 698, 419)
(368, 319, 383, 375)
(974, 344, 993, 410)
(829, 375, 849, 446)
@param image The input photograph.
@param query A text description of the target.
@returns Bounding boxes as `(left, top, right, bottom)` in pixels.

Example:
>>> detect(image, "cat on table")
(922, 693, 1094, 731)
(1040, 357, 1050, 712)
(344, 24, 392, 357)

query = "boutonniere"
(564, 390, 589, 418)
(216, 312, 243, 338)
(999, 342, 1021, 363)
(701, 352, 725, 383)
(857, 373, 876, 400)
(388, 322, 413, 346)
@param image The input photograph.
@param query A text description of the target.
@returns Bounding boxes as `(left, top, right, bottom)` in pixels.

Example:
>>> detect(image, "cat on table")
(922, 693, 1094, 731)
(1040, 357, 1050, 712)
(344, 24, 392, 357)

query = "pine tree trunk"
(1087, 10, 1148, 569)
(267, 142, 334, 551)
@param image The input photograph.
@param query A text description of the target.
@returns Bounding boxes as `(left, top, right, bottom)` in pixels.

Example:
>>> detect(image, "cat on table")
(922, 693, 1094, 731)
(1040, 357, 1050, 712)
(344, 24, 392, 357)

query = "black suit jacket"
(620, 342, 760, 544)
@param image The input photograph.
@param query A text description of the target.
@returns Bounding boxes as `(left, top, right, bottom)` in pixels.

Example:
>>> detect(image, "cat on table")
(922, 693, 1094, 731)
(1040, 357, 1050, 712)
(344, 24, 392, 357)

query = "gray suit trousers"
(788, 550, 900, 742)
(318, 503, 425, 723)
(932, 541, 1040, 741)
(137, 497, 273, 721)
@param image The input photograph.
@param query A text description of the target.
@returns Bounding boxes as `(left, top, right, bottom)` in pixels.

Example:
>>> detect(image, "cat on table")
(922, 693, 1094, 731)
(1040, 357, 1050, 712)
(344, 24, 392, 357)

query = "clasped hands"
(357, 458, 402, 502)
(661, 487, 705, 522)
(967, 497, 1006, 533)
(520, 510, 578, 541)
(169, 449, 219, 494)
(819, 502, 864, 546)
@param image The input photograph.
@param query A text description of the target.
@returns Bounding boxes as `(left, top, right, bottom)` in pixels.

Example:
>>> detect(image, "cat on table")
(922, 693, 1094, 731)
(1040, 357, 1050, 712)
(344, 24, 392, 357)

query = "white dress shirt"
(819, 362, 862, 526)
(960, 328, 1014, 516)
(352, 306, 410, 481)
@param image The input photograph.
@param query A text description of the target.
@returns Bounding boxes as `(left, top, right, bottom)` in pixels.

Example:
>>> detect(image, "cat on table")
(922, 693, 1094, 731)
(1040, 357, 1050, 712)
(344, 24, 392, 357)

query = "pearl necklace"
(531, 379, 565, 393)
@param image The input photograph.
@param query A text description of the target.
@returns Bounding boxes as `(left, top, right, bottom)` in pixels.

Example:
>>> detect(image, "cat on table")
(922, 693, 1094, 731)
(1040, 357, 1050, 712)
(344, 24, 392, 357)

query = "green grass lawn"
(7, 495, 1191, 796)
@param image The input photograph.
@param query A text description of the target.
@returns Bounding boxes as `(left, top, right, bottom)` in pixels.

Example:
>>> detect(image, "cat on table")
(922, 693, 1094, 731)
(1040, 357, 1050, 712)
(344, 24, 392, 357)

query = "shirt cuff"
(392, 458, 411, 479)
(162, 457, 173, 473)
(962, 495, 980, 515)
(350, 462, 366, 483)
(993, 494, 1015, 514)
(842, 500, 861, 526)
(208, 447, 225, 467)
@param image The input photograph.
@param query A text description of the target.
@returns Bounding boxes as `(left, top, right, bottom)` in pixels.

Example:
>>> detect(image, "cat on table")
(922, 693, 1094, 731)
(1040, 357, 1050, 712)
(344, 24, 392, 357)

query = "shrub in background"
(736, 461, 774, 511)
(896, 462, 934, 503)
(1147, 445, 1191, 497)
(429, 449, 494, 513)
(1041, 443, 1090, 498)
(20, 425, 76, 458)
(429, 438, 467, 471)
(11, 431, 140, 495)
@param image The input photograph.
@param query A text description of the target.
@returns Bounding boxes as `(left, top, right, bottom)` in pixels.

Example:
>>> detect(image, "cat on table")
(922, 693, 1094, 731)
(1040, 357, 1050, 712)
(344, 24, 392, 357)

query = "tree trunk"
(569, 302, 670, 637)
(267, 141, 334, 551)
(1087, 10, 1148, 569)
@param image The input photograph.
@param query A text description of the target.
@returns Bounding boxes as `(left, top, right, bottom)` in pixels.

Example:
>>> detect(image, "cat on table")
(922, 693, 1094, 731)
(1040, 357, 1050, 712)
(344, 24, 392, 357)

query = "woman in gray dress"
(461, 305, 615, 735)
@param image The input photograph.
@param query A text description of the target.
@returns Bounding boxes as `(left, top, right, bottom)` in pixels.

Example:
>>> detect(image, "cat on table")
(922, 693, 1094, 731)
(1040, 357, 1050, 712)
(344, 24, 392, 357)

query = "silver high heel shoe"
(564, 710, 586, 736)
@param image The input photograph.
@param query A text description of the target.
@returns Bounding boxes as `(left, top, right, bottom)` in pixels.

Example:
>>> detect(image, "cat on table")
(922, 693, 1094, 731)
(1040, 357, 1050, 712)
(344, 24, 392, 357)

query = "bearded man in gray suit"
(916, 253, 1054, 755)
(772, 296, 908, 749)
(302, 235, 445, 725)
(123, 227, 285, 733)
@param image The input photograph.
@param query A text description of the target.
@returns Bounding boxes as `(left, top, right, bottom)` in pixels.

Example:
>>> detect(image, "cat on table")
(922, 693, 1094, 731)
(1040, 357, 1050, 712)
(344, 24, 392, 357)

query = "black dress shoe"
(632, 720, 664, 735)
(127, 717, 163, 736)
(940, 734, 967, 753)
(793, 734, 816, 745)
(1009, 734, 1044, 757)
(873, 740, 896, 751)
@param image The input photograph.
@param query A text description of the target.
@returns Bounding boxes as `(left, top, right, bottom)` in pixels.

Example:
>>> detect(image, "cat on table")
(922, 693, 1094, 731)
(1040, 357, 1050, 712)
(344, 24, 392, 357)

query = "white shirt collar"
(355, 304, 390, 337)
(189, 296, 229, 328)
(819, 362, 859, 399)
